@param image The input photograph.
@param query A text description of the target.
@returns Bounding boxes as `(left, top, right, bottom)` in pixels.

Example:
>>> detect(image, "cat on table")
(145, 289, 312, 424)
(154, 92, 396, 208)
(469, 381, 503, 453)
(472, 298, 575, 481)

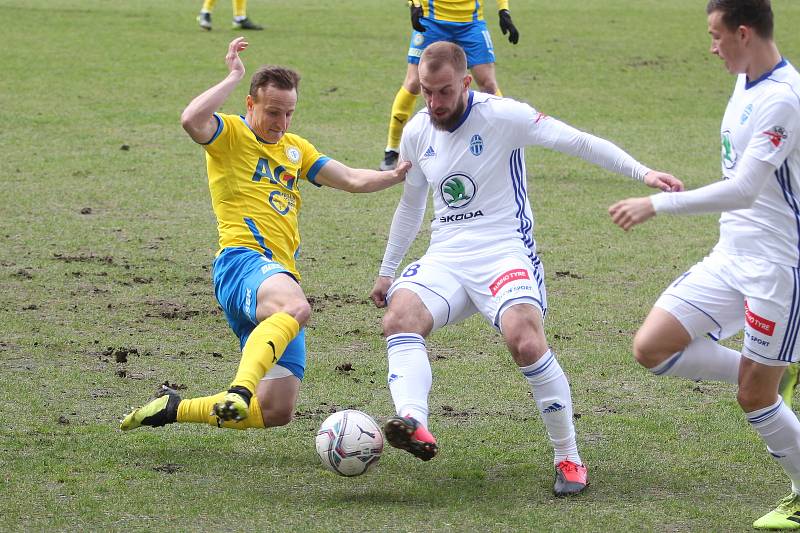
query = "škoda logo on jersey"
(439, 173, 476, 208)
(721, 130, 737, 169)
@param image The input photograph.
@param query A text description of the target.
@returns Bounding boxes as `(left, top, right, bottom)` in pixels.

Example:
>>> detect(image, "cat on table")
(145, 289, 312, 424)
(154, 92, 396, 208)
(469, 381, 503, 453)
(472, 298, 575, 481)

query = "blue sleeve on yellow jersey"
(306, 156, 331, 187)
(202, 113, 224, 145)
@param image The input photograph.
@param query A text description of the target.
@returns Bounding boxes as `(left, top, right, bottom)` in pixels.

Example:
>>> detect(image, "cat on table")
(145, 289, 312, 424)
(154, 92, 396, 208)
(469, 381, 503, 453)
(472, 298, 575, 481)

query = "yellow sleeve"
(496, 0, 509, 11)
(202, 113, 235, 156)
(295, 136, 330, 186)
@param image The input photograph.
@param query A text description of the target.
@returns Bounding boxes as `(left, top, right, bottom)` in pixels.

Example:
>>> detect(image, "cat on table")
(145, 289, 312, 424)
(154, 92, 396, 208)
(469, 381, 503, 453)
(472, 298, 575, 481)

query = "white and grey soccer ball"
(315, 409, 383, 477)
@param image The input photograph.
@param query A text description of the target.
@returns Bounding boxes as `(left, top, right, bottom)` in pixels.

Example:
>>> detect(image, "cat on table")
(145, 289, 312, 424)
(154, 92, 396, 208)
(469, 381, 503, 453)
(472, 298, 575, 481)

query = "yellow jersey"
(420, 0, 509, 23)
(203, 113, 330, 279)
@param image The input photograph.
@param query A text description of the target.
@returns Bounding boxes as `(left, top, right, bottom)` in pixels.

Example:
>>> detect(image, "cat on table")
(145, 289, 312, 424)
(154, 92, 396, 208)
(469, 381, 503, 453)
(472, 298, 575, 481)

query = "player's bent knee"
(283, 299, 311, 327)
(381, 309, 409, 337)
(632, 333, 664, 369)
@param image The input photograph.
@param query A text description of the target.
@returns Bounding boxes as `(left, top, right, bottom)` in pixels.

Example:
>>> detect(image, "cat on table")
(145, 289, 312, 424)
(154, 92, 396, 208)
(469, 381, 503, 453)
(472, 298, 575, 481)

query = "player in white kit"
(609, 0, 800, 528)
(369, 41, 683, 496)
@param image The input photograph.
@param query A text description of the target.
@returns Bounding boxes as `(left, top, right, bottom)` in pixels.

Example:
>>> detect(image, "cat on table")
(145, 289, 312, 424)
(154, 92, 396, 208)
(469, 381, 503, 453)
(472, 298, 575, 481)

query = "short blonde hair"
(419, 41, 468, 76)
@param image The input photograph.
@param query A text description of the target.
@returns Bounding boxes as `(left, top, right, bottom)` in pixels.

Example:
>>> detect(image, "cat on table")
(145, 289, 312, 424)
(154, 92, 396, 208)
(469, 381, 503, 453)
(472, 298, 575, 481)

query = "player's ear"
(246, 93, 254, 110)
(463, 74, 473, 91)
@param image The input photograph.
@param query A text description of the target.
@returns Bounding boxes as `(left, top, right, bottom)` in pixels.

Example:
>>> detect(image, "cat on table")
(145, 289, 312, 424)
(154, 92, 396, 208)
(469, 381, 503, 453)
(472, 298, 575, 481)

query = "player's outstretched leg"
(780, 364, 800, 407)
(754, 493, 800, 530)
(213, 312, 299, 422)
(554, 460, 589, 497)
(120, 386, 181, 431)
(383, 415, 438, 461)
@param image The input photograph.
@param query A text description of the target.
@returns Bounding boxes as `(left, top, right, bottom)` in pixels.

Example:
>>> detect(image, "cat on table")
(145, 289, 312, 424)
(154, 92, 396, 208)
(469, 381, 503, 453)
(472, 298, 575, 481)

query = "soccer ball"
(315, 409, 384, 477)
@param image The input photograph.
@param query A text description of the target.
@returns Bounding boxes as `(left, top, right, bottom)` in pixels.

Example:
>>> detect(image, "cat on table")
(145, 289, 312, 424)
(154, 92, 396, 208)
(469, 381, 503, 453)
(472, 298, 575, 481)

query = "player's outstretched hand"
(392, 160, 412, 183)
(608, 197, 656, 231)
(410, 1, 426, 32)
(498, 10, 519, 44)
(643, 170, 684, 192)
(370, 276, 394, 308)
(226, 37, 248, 78)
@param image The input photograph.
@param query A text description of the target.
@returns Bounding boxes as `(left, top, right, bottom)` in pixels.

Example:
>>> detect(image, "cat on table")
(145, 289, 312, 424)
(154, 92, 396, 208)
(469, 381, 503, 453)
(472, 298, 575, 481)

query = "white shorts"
(655, 249, 800, 366)
(387, 247, 546, 332)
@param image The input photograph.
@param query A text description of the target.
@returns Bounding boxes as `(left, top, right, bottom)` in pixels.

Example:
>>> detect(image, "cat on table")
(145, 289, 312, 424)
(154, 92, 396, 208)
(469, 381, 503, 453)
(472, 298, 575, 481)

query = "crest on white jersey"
(439, 173, 476, 209)
(469, 134, 484, 156)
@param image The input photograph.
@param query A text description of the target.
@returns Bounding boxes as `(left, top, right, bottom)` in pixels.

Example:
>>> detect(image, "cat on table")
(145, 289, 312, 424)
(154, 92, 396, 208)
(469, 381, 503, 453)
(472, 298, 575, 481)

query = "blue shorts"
(407, 18, 495, 67)
(212, 246, 306, 380)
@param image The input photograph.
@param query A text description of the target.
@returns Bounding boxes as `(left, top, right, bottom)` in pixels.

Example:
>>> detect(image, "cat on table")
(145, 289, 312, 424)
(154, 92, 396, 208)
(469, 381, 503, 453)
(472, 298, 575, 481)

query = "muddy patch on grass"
(53, 253, 114, 265)
(306, 293, 364, 312)
(153, 464, 181, 474)
(145, 299, 201, 320)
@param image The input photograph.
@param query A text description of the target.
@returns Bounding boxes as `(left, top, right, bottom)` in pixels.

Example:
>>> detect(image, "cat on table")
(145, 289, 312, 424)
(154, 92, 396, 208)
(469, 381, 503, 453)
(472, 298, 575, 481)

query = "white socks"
(519, 350, 581, 465)
(650, 336, 740, 384)
(747, 398, 800, 491)
(386, 333, 432, 427)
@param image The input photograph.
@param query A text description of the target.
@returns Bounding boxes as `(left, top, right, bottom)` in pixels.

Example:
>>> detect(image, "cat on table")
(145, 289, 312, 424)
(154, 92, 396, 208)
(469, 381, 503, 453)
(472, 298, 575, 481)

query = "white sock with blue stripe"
(649, 337, 740, 384)
(519, 349, 581, 465)
(386, 333, 432, 428)
(747, 397, 800, 490)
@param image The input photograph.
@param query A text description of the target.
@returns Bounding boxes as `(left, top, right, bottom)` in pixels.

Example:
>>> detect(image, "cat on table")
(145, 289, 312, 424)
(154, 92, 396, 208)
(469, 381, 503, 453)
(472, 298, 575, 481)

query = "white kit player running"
(369, 41, 682, 497)
(609, 1, 800, 528)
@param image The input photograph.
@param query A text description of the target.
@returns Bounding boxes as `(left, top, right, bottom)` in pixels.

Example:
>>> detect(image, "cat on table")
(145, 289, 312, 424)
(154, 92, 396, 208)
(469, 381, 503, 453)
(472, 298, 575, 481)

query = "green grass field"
(3, 0, 800, 530)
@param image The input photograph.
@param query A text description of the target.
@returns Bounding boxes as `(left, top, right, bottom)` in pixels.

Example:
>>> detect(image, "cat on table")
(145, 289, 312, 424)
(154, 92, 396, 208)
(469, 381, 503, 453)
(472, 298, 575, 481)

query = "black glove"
(410, 1, 426, 32)
(498, 9, 519, 44)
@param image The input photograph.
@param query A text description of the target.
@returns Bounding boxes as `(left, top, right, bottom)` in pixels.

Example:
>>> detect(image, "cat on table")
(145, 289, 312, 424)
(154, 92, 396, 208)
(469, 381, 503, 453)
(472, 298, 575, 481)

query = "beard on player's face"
(429, 94, 467, 131)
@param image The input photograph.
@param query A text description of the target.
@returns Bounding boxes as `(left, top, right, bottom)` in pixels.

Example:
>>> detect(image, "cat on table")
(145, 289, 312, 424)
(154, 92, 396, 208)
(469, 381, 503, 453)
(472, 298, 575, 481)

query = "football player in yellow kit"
(121, 37, 409, 433)
(196, 0, 263, 31)
(379, 0, 520, 170)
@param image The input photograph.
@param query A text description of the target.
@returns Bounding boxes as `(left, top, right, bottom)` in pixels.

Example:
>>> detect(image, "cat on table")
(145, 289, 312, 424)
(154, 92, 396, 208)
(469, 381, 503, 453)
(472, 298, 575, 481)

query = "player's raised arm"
(313, 159, 411, 193)
(181, 37, 249, 144)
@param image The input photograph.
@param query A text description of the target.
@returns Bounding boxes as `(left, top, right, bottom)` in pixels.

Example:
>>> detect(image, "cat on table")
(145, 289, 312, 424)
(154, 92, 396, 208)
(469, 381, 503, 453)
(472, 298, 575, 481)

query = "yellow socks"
(201, 0, 217, 12)
(386, 86, 418, 152)
(233, 0, 246, 18)
(231, 312, 299, 395)
(177, 392, 265, 429)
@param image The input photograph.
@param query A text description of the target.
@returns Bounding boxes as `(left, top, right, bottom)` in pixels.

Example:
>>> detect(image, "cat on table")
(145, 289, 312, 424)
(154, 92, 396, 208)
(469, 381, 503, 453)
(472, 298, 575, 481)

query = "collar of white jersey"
(745, 57, 789, 90)
(447, 90, 476, 133)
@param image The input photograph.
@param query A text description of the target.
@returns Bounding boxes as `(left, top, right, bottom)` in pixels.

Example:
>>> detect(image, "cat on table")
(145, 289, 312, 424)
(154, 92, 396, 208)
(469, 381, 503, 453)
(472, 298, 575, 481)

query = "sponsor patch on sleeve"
(762, 126, 788, 151)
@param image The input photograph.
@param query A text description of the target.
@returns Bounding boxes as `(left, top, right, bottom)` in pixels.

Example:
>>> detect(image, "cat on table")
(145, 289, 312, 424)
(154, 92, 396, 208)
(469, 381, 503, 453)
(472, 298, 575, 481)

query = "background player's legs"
(381, 64, 420, 171)
(470, 63, 501, 96)
(634, 307, 740, 383)
(231, 0, 263, 30)
(197, 0, 216, 29)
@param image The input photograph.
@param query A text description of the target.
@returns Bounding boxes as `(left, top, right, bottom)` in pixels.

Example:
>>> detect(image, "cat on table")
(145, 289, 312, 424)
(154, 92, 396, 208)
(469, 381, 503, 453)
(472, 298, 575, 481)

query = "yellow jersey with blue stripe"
(420, 0, 509, 23)
(203, 112, 330, 280)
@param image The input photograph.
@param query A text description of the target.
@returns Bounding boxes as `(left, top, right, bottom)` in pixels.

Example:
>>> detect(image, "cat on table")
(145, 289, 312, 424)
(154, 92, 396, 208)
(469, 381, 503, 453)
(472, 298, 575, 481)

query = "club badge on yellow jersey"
(203, 112, 330, 279)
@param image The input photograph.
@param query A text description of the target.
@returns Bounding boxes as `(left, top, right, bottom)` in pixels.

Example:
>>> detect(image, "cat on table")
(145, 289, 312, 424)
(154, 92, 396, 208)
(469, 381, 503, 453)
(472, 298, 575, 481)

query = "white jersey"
(379, 91, 650, 276)
(717, 59, 800, 268)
